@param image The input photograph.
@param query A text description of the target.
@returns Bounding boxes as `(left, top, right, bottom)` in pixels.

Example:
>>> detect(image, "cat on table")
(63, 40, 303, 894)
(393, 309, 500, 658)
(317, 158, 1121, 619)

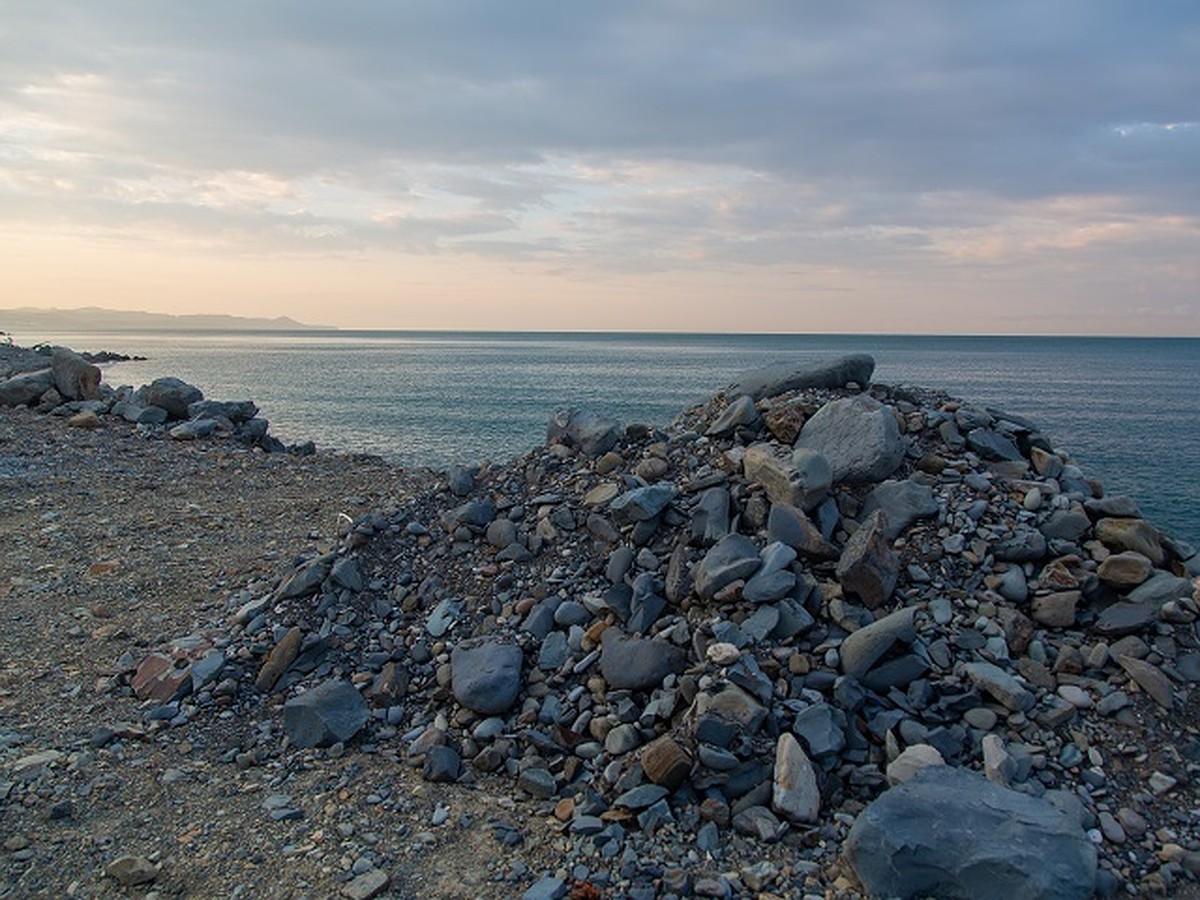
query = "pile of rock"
(109, 354, 1200, 897)
(0, 346, 301, 453)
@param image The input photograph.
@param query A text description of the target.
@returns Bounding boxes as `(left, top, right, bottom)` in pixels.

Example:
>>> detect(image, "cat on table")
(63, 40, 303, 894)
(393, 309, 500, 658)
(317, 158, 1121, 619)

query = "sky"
(2, 1, 1198, 334)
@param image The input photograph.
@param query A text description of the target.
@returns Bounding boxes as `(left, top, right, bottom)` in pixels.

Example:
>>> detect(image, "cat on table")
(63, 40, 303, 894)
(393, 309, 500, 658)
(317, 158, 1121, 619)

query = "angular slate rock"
(965, 428, 1024, 463)
(861, 479, 939, 541)
(451, 639, 523, 715)
(611, 484, 675, 525)
(690, 486, 731, 545)
(767, 502, 837, 560)
(600, 629, 686, 691)
(693, 533, 762, 600)
(547, 408, 621, 456)
(795, 394, 905, 484)
(283, 680, 369, 748)
(840, 606, 917, 679)
(772, 732, 820, 824)
(836, 510, 900, 609)
(845, 766, 1097, 900)
(706, 394, 760, 436)
(962, 661, 1035, 712)
(729, 353, 875, 400)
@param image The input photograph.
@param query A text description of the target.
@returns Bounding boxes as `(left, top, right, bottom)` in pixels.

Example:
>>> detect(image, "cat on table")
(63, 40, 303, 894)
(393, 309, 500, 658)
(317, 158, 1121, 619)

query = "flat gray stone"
(283, 680, 369, 748)
(451, 639, 523, 715)
(600, 629, 686, 691)
(546, 408, 621, 456)
(861, 479, 939, 540)
(693, 533, 762, 600)
(611, 484, 675, 524)
(795, 394, 905, 484)
(840, 606, 917, 679)
(729, 353, 875, 400)
(707, 394, 760, 435)
(962, 661, 1035, 712)
(845, 766, 1097, 900)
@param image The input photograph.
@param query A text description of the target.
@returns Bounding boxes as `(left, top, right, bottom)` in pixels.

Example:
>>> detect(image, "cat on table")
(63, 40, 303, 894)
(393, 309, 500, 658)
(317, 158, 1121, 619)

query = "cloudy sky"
(2, 2, 1197, 333)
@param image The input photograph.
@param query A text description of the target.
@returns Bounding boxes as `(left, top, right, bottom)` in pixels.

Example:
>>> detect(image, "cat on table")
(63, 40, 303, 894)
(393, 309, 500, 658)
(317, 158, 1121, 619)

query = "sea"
(18, 330, 1200, 544)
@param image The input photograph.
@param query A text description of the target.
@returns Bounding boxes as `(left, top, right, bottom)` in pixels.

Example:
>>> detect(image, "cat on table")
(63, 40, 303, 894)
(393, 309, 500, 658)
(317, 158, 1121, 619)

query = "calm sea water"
(21, 330, 1200, 543)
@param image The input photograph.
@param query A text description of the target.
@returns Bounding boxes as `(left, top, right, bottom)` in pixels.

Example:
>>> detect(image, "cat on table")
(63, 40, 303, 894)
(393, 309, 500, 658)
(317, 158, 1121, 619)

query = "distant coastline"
(0, 306, 326, 333)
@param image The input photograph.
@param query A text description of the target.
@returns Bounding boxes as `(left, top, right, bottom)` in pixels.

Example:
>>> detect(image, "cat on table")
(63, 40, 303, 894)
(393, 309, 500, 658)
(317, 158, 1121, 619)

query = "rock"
(610, 484, 675, 524)
(67, 410, 103, 429)
(282, 680, 370, 748)
(170, 418, 218, 440)
(693, 534, 762, 600)
(763, 403, 806, 443)
(1127, 571, 1192, 605)
(1093, 602, 1158, 637)
(707, 394, 760, 436)
(962, 661, 1035, 712)
(522, 877, 568, 900)
(795, 394, 905, 484)
(600, 629, 686, 691)
(342, 868, 390, 900)
(886, 744, 945, 785)
(1095, 518, 1164, 566)
(766, 502, 837, 560)
(1117, 655, 1173, 708)
(690, 487, 731, 545)
(1097, 551, 1154, 589)
(729, 353, 875, 400)
(547, 408, 621, 456)
(451, 640, 523, 715)
(641, 736, 692, 789)
(981, 733, 1018, 785)
(50, 348, 101, 400)
(0, 368, 53, 406)
(772, 732, 820, 824)
(742, 443, 832, 512)
(792, 703, 845, 758)
(835, 510, 900, 609)
(1040, 508, 1092, 542)
(840, 606, 917, 678)
(1031, 591, 1079, 628)
(965, 428, 1024, 463)
(131, 652, 192, 703)
(845, 767, 1097, 900)
(187, 398, 259, 423)
(105, 855, 159, 886)
(861, 479, 939, 540)
(136, 376, 203, 419)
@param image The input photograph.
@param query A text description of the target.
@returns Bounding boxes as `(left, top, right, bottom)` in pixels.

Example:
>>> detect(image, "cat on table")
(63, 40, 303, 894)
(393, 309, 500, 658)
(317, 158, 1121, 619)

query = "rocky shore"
(1, 343, 1198, 899)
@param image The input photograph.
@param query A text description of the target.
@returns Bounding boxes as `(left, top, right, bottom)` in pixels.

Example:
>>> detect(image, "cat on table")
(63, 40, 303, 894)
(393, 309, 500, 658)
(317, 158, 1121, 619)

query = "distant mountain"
(0, 306, 326, 333)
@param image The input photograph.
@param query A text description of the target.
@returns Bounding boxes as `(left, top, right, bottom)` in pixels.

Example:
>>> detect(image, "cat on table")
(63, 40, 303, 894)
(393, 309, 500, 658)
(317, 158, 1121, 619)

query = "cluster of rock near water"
(0, 345, 304, 453)
(26, 350, 1200, 896)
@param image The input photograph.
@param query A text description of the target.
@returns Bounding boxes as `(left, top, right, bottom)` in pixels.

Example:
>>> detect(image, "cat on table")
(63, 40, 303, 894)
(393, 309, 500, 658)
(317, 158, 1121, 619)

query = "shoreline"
(2, 343, 1199, 897)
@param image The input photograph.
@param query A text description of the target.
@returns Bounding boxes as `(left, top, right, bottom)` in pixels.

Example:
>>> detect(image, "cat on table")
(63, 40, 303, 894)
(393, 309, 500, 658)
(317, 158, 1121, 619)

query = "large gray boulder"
(547, 408, 622, 456)
(729, 354, 875, 401)
(51, 348, 102, 401)
(0, 368, 53, 406)
(845, 766, 1097, 900)
(282, 680, 370, 748)
(795, 394, 905, 484)
(136, 377, 203, 420)
(451, 639, 523, 715)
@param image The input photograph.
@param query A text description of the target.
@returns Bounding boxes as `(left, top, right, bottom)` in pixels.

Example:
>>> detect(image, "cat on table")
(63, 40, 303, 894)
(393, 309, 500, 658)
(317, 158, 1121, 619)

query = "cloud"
(1, 1, 1198, 329)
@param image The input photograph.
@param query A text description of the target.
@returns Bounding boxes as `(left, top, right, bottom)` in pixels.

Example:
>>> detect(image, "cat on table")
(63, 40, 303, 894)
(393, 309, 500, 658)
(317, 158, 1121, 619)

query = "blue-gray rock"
(795, 395, 905, 484)
(330, 558, 364, 592)
(965, 428, 1025, 462)
(729, 353, 876, 400)
(282, 680, 369, 748)
(445, 498, 496, 530)
(792, 703, 846, 758)
(836, 510, 900, 609)
(694, 534, 762, 600)
(169, 419, 218, 440)
(742, 443, 831, 512)
(962, 661, 1035, 712)
(627, 572, 666, 634)
(1127, 570, 1192, 605)
(611, 484, 675, 524)
(187, 399, 258, 423)
(600, 629, 686, 691)
(861, 480, 940, 541)
(547, 408, 622, 456)
(993, 529, 1047, 562)
(1039, 508, 1091, 542)
(451, 640, 523, 715)
(845, 766, 1097, 900)
(445, 464, 475, 496)
(691, 487, 731, 545)
(522, 877, 568, 900)
(422, 745, 461, 783)
(0, 368, 53, 407)
(839, 606, 917, 679)
(707, 394, 760, 436)
(766, 502, 838, 560)
(135, 377, 203, 420)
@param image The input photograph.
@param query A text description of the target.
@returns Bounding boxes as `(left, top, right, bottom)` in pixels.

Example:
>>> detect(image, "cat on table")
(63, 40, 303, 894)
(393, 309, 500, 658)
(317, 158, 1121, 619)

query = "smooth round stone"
(963, 707, 998, 731)
(1023, 487, 1043, 511)
(1057, 684, 1093, 709)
